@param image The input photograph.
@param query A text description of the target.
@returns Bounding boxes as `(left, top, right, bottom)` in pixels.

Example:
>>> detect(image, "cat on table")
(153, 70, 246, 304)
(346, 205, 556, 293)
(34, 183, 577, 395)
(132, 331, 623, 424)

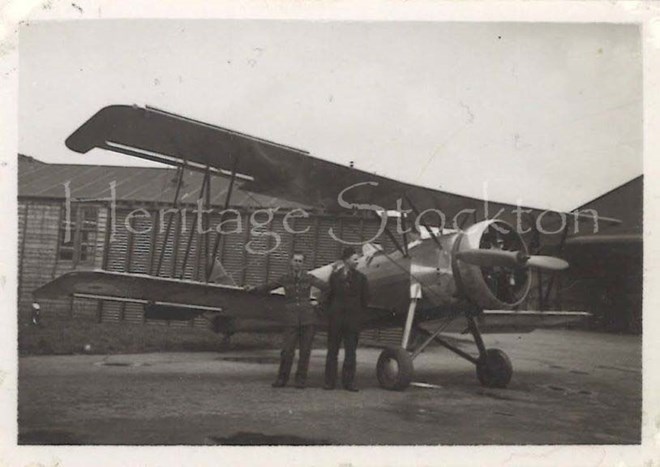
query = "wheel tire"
(476, 348, 513, 388)
(376, 346, 414, 391)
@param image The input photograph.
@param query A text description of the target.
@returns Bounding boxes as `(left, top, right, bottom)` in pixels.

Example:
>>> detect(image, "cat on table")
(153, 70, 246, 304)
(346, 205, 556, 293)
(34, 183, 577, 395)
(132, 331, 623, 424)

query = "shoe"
(344, 385, 359, 392)
(271, 379, 286, 388)
(294, 381, 306, 389)
(323, 383, 335, 390)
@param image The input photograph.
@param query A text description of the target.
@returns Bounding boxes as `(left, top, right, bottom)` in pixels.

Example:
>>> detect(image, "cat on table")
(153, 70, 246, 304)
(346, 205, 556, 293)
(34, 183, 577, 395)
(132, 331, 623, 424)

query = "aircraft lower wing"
(33, 270, 288, 320)
(33, 270, 589, 334)
(411, 310, 590, 335)
(33, 269, 399, 330)
(470, 310, 589, 333)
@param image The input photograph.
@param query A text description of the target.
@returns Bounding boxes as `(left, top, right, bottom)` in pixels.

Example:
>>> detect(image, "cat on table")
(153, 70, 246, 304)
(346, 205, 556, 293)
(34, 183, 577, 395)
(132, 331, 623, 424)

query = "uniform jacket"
(257, 271, 328, 326)
(326, 267, 370, 331)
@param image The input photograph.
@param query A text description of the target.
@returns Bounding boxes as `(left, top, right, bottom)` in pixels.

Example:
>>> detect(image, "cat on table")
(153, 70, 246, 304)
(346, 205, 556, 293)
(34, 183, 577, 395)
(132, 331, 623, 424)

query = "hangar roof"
(17, 154, 307, 210)
(572, 175, 642, 236)
(18, 153, 642, 230)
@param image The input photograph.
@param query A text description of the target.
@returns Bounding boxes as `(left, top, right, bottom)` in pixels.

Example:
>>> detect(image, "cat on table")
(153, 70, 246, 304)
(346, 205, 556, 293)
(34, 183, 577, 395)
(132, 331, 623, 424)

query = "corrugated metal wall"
(17, 200, 108, 321)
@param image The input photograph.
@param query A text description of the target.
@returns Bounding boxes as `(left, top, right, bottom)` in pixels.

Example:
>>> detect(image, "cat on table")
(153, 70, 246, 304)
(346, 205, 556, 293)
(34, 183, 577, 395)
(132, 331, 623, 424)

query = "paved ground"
(18, 329, 641, 445)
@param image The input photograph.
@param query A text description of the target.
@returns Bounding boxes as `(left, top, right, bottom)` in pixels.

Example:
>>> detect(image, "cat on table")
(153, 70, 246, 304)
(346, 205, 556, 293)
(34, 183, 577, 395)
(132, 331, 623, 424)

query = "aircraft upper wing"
(66, 105, 620, 230)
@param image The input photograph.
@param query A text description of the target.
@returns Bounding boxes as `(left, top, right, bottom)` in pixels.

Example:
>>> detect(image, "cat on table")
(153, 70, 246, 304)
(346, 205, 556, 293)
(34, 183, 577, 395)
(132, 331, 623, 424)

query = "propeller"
(455, 249, 569, 271)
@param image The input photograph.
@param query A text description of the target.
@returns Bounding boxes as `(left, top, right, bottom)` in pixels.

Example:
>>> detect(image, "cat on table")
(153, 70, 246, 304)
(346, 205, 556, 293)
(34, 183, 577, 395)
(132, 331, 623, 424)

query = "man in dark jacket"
(250, 252, 327, 389)
(324, 247, 370, 392)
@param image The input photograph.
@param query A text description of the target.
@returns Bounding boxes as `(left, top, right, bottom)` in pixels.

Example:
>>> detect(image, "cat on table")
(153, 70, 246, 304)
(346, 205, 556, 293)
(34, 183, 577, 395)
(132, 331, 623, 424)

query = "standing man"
(324, 247, 370, 392)
(249, 252, 327, 389)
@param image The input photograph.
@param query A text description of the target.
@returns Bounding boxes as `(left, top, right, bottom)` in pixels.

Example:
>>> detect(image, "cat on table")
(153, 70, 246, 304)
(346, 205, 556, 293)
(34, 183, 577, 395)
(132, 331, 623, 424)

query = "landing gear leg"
(467, 315, 513, 388)
(401, 282, 420, 350)
(410, 313, 514, 389)
(375, 282, 420, 391)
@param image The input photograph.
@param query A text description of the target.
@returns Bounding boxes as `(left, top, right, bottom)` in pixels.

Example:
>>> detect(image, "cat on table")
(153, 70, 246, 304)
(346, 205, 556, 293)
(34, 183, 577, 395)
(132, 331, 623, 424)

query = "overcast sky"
(18, 20, 641, 211)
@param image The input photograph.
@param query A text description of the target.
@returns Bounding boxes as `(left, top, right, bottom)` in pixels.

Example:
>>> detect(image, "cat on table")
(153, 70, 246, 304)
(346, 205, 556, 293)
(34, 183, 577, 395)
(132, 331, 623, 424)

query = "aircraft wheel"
(376, 346, 414, 391)
(476, 348, 513, 388)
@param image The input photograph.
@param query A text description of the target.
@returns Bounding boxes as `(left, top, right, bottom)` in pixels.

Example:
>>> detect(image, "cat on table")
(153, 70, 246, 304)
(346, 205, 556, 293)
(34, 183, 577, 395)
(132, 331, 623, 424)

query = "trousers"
(276, 324, 316, 383)
(324, 321, 360, 388)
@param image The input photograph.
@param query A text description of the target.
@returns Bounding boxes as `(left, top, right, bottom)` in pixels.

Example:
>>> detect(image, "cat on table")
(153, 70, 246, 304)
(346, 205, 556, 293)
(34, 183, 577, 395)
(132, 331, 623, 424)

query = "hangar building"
(554, 176, 643, 333)
(17, 153, 643, 336)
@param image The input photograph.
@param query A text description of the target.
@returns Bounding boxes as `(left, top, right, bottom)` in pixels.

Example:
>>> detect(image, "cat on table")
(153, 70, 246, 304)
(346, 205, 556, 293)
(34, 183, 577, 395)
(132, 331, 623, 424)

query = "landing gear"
(376, 282, 419, 391)
(376, 347, 414, 390)
(375, 310, 514, 391)
(467, 316, 513, 388)
(476, 348, 513, 388)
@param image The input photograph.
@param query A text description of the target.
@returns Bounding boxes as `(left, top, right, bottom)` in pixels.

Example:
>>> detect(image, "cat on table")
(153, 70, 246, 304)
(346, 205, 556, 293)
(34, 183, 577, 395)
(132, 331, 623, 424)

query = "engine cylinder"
(452, 219, 531, 309)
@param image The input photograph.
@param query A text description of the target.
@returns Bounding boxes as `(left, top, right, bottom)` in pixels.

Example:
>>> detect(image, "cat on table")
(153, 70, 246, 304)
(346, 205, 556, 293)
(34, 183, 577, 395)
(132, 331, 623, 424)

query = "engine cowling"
(452, 219, 532, 310)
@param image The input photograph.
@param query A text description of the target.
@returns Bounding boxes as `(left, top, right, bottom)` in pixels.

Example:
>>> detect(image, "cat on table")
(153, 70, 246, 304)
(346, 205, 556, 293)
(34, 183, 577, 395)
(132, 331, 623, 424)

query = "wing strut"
(399, 212, 410, 256)
(541, 222, 570, 308)
(178, 168, 210, 278)
(404, 195, 443, 251)
(153, 165, 185, 275)
(370, 211, 406, 256)
(207, 155, 239, 280)
(528, 216, 544, 310)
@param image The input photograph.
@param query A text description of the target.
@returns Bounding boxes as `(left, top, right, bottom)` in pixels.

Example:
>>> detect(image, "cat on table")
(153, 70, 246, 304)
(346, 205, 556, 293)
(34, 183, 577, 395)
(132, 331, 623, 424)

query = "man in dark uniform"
(249, 252, 327, 389)
(324, 247, 370, 392)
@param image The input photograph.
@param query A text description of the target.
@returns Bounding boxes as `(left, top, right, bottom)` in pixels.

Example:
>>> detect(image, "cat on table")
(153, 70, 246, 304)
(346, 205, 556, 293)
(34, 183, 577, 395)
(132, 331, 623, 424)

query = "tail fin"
(362, 243, 383, 257)
(208, 258, 237, 286)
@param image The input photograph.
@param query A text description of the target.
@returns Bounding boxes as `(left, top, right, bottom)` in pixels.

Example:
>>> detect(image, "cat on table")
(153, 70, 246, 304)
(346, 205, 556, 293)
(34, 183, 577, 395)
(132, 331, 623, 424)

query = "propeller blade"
(455, 249, 520, 268)
(456, 249, 569, 271)
(526, 255, 569, 271)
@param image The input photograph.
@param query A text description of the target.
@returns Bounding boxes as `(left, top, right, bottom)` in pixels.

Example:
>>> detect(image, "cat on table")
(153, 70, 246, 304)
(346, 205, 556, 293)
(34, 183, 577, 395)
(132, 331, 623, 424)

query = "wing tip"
(65, 104, 138, 154)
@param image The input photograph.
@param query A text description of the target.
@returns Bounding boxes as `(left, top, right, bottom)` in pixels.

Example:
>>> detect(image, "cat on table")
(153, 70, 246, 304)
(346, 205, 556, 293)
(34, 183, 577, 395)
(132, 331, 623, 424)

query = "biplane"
(33, 104, 621, 390)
